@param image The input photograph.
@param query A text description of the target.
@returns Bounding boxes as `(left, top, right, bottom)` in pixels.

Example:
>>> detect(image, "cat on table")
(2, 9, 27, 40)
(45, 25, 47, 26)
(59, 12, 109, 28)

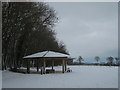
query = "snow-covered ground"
(2, 65, 118, 88)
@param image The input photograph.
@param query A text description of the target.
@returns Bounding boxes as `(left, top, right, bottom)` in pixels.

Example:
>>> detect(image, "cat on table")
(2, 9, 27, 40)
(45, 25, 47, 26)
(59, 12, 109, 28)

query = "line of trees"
(73, 56, 120, 66)
(2, 2, 68, 70)
(94, 56, 120, 66)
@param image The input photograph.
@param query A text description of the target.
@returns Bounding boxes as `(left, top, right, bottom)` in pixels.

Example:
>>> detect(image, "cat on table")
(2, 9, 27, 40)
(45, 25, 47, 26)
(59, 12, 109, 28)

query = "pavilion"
(23, 51, 72, 74)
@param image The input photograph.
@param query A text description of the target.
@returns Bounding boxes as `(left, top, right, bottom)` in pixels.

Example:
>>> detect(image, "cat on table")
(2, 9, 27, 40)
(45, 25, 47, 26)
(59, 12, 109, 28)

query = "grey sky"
(47, 2, 118, 59)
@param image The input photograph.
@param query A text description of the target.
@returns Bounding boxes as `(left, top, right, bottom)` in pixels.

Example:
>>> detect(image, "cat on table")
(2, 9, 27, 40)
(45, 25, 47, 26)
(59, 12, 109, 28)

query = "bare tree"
(115, 57, 119, 65)
(2, 2, 68, 70)
(78, 56, 83, 64)
(95, 56, 100, 64)
(106, 56, 114, 66)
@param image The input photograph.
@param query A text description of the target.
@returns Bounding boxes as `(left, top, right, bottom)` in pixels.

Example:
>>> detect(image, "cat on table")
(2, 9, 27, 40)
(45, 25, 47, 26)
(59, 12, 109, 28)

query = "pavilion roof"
(23, 51, 69, 59)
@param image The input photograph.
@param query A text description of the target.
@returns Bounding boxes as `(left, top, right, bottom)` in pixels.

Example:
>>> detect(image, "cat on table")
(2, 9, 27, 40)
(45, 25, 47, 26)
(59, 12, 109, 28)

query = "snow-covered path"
(2, 65, 118, 88)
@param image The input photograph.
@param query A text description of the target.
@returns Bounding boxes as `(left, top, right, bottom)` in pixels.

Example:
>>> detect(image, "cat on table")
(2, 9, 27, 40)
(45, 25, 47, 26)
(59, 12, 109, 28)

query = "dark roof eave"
(23, 57, 69, 59)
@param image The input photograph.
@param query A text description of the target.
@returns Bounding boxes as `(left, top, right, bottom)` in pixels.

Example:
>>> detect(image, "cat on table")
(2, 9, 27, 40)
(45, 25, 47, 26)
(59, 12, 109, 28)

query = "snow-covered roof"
(23, 51, 69, 59)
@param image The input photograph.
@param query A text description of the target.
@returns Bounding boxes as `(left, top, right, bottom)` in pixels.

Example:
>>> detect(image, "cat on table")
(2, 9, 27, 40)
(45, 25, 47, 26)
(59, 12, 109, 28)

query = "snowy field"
(2, 65, 118, 88)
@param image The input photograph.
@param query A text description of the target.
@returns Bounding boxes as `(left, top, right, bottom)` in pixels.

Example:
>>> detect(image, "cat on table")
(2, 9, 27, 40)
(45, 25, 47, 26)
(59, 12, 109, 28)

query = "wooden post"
(27, 60, 30, 74)
(37, 60, 39, 72)
(41, 67, 43, 75)
(32, 60, 34, 67)
(43, 60, 46, 74)
(52, 60, 54, 70)
(40, 60, 43, 75)
(65, 60, 67, 71)
(62, 59, 65, 73)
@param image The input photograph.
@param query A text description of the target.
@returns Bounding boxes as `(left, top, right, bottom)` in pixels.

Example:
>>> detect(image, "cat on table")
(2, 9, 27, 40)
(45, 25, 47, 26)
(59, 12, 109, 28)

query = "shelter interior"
(23, 58, 69, 74)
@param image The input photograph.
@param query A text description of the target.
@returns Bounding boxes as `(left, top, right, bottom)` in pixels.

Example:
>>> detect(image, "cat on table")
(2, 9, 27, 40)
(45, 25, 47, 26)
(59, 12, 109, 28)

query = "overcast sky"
(47, 2, 118, 60)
